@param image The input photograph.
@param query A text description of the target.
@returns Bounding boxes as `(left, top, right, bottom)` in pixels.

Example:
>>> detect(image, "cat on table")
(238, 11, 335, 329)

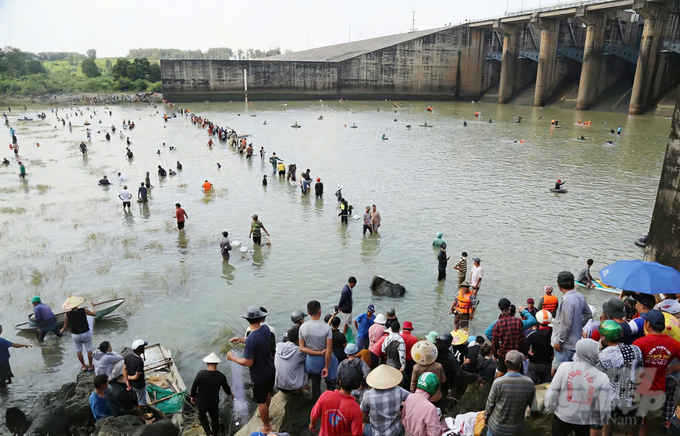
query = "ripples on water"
(0, 100, 670, 421)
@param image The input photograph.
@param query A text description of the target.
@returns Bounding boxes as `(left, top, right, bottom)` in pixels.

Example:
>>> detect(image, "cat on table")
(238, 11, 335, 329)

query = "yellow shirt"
(277, 163, 285, 171)
(662, 312, 680, 342)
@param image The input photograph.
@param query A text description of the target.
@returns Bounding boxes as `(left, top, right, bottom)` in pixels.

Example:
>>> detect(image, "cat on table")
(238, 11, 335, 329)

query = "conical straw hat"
(62, 296, 84, 310)
(203, 352, 221, 364)
(366, 364, 403, 390)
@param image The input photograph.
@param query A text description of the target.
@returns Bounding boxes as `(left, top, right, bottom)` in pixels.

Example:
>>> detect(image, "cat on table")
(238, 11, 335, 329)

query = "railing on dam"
(487, 43, 639, 63)
(469, 0, 631, 23)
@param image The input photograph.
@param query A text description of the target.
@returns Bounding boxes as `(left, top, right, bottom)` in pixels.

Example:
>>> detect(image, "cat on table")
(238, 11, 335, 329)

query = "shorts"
(638, 392, 665, 418)
(132, 386, 148, 406)
(553, 348, 575, 370)
(340, 312, 352, 328)
(253, 236, 262, 245)
(123, 201, 130, 208)
(278, 170, 285, 176)
(454, 312, 470, 327)
(611, 406, 641, 426)
(72, 331, 93, 352)
(177, 221, 185, 230)
(252, 378, 274, 404)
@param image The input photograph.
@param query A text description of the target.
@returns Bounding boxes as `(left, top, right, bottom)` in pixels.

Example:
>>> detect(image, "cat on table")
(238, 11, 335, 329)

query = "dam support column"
(575, 8, 606, 110)
(495, 20, 520, 104)
(629, 1, 665, 115)
(646, 98, 680, 269)
(533, 15, 559, 107)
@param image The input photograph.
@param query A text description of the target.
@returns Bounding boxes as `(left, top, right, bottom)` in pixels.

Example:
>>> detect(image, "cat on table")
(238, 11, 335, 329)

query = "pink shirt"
(368, 323, 386, 348)
(402, 390, 445, 436)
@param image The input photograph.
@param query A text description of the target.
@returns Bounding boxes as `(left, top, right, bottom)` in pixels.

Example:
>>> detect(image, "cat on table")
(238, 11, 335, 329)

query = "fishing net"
(146, 384, 186, 414)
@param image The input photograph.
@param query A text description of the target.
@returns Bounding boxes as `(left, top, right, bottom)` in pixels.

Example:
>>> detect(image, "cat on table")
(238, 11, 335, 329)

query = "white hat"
(536, 309, 554, 326)
(131, 339, 148, 350)
(203, 352, 221, 364)
(658, 299, 680, 315)
(374, 313, 387, 325)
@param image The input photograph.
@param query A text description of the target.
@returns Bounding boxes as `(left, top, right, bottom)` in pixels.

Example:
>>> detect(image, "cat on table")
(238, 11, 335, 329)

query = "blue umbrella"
(599, 260, 680, 295)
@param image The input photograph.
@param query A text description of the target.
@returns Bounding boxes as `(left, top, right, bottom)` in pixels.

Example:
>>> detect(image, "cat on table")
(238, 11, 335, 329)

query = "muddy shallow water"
(0, 99, 670, 421)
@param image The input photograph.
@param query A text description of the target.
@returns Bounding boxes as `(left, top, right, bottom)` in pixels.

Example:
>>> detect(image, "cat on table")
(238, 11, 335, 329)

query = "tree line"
(127, 47, 289, 60)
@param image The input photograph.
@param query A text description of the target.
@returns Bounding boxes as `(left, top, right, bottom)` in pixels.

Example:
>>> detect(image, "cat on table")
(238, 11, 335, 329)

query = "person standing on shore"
(551, 272, 591, 375)
(470, 258, 483, 296)
(124, 339, 152, 419)
(355, 305, 375, 350)
(453, 252, 468, 286)
(402, 372, 447, 436)
(173, 203, 188, 232)
(492, 298, 526, 377)
(309, 370, 363, 436)
(299, 300, 337, 401)
(60, 296, 96, 371)
(371, 205, 381, 233)
(249, 214, 270, 246)
(437, 244, 449, 281)
(191, 353, 233, 436)
(31, 296, 62, 342)
(227, 307, 276, 434)
(362, 365, 411, 436)
(338, 277, 356, 335)
(0, 324, 32, 389)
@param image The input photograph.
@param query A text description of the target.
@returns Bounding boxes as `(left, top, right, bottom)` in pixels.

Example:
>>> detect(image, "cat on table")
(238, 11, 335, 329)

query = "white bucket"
(239, 246, 248, 258)
(232, 240, 241, 249)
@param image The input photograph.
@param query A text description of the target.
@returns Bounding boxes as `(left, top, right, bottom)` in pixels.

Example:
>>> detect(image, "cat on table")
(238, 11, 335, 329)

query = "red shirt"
(310, 390, 363, 436)
(633, 333, 680, 391)
(401, 331, 418, 362)
(175, 208, 186, 222)
(369, 334, 387, 358)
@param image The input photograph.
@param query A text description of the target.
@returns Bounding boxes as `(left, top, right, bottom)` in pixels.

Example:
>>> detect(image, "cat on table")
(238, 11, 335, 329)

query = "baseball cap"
(641, 309, 666, 330)
(367, 304, 375, 313)
(504, 350, 524, 370)
(557, 271, 575, 287)
(472, 257, 481, 263)
(498, 298, 511, 311)
(635, 294, 656, 309)
(527, 298, 535, 304)
(31, 296, 41, 303)
(402, 321, 414, 331)
(131, 339, 148, 350)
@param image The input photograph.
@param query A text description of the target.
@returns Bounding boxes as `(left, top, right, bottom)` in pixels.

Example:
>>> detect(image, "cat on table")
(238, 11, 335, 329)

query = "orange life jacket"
(456, 289, 473, 314)
(542, 294, 558, 313)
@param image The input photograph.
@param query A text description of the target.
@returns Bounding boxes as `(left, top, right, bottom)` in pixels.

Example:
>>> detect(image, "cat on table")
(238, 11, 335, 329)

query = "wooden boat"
(143, 343, 187, 426)
(15, 298, 125, 330)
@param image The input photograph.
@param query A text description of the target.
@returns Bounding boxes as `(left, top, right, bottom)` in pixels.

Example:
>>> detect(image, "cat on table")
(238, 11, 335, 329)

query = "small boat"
(576, 279, 620, 295)
(419, 124, 433, 127)
(291, 125, 301, 128)
(15, 298, 125, 331)
(550, 188, 568, 193)
(350, 125, 358, 129)
(405, 125, 412, 129)
(143, 343, 187, 427)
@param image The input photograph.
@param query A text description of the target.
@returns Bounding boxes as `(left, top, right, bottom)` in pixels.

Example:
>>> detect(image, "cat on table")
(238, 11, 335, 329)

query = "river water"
(0, 99, 671, 422)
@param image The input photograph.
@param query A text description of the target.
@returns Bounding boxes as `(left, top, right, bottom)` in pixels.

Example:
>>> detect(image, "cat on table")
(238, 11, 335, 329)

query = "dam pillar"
(629, 1, 665, 115)
(575, 9, 606, 110)
(646, 98, 680, 269)
(532, 15, 559, 107)
(495, 21, 520, 104)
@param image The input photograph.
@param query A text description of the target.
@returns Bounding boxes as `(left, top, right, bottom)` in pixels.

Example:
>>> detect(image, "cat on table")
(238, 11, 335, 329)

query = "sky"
(1, 0, 556, 57)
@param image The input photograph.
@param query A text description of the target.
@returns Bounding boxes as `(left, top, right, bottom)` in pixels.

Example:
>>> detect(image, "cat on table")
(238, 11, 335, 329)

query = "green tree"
(86, 49, 97, 60)
(67, 52, 80, 66)
(105, 58, 112, 73)
(25, 60, 46, 75)
(111, 58, 130, 79)
(81, 59, 101, 78)
(147, 64, 161, 82)
(127, 58, 150, 81)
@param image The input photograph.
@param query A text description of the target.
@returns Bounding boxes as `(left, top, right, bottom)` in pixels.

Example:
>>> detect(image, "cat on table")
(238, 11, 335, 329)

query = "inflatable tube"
(550, 188, 568, 193)
(291, 125, 301, 128)
(350, 126, 358, 129)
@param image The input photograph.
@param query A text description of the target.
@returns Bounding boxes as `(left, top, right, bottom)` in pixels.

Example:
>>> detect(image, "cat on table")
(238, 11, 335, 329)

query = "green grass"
(0, 207, 26, 214)
(35, 184, 50, 194)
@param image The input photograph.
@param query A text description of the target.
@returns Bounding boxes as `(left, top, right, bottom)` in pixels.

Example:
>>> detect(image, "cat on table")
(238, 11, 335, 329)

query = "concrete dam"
(161, 0, 680, 115)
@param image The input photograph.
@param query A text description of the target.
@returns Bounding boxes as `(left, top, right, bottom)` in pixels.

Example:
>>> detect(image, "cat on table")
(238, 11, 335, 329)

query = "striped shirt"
(454, 258, 467, 280)
(485, 372, 536, 436)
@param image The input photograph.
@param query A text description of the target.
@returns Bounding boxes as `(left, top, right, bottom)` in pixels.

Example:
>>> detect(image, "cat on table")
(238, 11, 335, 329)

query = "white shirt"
(471, 265, 484, 287)
(119, 190, 132, 201)
(118, 174, 127, 182)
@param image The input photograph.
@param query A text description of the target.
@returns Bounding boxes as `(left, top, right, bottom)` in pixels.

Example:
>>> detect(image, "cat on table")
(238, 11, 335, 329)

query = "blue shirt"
(89, 390, 110, 421)
(355, 313, 375, 339)
(33, 302, 57, 328)
(244, 325, 276, 383)
(0, 338, 12, 363)
(338, 284, 353, 313)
